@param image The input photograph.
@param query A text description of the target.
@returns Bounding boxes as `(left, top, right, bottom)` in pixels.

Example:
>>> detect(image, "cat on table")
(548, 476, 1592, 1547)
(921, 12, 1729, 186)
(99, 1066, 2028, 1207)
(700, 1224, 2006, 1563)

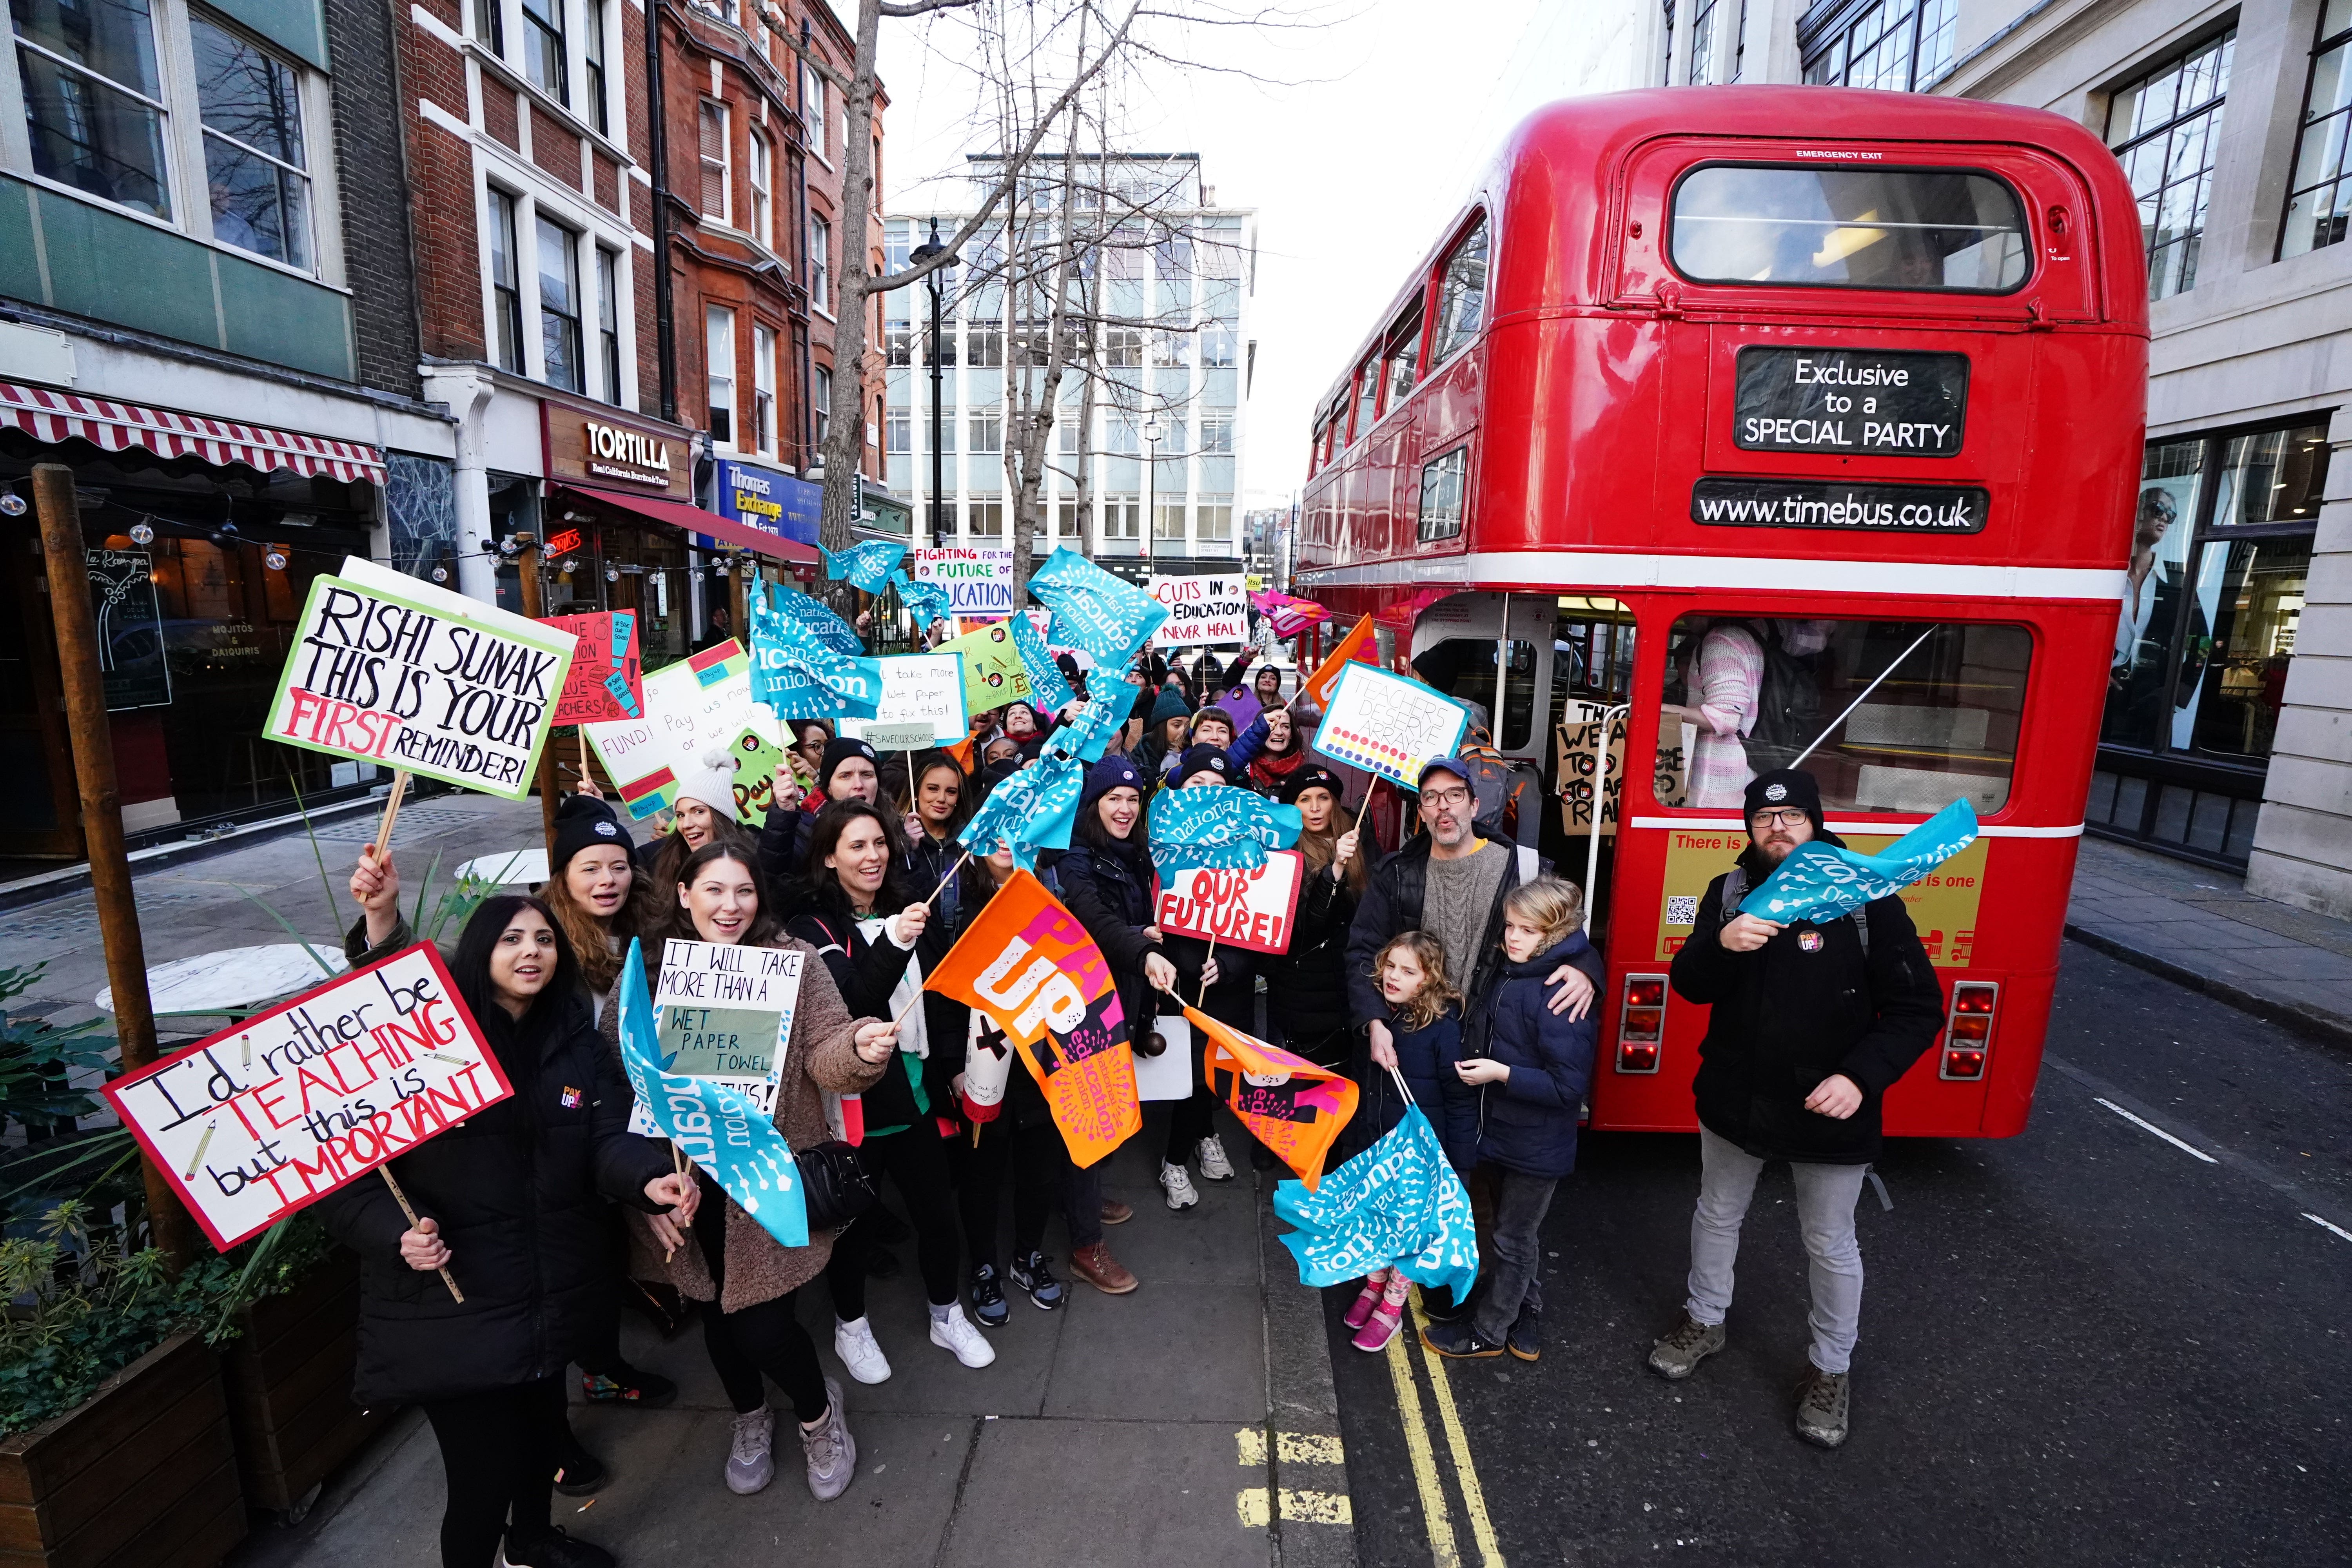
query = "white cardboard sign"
(1148, 572, 1250, 647)
(586, 641, 785, 821)
(909, 547, 1016, 616)
(1152, 852, 1305, 955)
(839, 653, 970, 745)
(1309, 662, 1473, 788)
(630, 939, 806, 1129)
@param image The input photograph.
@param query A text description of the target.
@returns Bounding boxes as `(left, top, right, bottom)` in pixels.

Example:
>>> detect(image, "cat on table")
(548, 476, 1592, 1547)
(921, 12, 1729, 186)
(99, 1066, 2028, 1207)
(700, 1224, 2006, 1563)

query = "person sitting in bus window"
(1647, 768, 1945, 1451)
(1677, 622, 1763, 808)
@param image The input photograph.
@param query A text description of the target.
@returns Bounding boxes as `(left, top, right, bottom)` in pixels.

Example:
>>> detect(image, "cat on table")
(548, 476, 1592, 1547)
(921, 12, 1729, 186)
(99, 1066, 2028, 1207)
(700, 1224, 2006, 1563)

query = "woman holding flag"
(787, 800, 998, 1377)
(331, 872, 698, 1568)
(1265, 766, 1368, 1074)
(609, 840, 899, 1504)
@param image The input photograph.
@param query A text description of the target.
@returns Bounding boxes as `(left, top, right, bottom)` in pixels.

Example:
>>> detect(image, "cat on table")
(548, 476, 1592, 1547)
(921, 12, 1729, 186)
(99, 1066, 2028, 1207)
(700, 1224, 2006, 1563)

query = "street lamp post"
(1142, 414, 1162, 566)
(909, 221, 956, 548)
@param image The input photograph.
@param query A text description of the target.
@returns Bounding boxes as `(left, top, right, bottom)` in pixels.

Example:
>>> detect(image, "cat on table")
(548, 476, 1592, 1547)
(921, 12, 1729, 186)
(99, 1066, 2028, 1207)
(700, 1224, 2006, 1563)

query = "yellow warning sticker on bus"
(1655, 829, 1987, 968)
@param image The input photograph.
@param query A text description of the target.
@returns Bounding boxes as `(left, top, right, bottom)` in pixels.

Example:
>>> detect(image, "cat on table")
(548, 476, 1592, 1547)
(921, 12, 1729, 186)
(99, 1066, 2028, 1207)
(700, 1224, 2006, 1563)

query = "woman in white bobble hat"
(635, 745, 752, 894)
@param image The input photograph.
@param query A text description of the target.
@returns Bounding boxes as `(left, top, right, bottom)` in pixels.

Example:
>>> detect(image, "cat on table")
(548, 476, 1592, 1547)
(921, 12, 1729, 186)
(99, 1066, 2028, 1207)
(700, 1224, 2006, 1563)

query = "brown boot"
(1100, 1199, 1134, 1226)
(1069, 1242, 1138, 1294)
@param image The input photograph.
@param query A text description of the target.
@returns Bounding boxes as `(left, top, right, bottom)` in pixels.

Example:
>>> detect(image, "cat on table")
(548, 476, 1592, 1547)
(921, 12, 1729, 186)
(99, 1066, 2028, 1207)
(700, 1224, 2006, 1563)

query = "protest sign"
(1188, 1006, 1357, 1190)
(1555, 702, 1687, 835)
(838, 653, 969, 744)
(1007, 611, 1074, 711)
(1154, 851, 1304, 955)
(639, 938, 804, 1119)
(1299, 615, 1378, 709)
(542, 610, 643, 725)
(267, 556, 575, 800)
(101, 944, 510, 1252)
(1027, 547, 1167, 664)
(729, 727, 785, 820)
(1310, 662, 1472, 789)
(926, 870, 1140, 1167)
(935, 621, 1033, 714)
(1740, 798, 1980, 927)
(1148, 572, 1250, 647)
(1146, 784, 1301, 873)
(615, 941, 808, 1249)
(909, 546, 1016, 616)
(588, 641, 781, 821)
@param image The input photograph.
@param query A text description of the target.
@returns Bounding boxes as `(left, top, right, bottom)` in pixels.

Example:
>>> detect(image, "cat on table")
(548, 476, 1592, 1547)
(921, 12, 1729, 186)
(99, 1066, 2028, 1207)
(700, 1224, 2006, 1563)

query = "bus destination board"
(1733, 347, 1969, 456)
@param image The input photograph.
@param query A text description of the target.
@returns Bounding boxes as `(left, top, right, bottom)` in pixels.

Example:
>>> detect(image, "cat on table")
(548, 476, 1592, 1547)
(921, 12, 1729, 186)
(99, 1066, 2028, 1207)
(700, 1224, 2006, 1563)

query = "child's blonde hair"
(1371, 931, 1463, 1033)
(1501, 877, 1583, 949)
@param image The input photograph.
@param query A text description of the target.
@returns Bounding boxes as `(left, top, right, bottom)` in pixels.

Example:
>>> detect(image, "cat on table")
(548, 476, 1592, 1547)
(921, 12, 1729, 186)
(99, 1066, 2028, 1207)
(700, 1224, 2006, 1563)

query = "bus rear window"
(1670, 165, 2029, 292)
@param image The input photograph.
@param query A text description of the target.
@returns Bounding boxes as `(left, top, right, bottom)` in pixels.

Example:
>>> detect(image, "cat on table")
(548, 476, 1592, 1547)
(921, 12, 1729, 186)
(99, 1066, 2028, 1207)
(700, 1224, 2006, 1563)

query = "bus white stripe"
(1624, 817, 2084, 837)
(1294, 551, 2125, 602)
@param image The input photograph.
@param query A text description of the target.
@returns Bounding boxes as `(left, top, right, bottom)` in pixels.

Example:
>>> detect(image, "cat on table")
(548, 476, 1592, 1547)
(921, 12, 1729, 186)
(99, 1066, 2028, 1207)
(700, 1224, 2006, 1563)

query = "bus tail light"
(1940, 982, 1999, 1080)
(1617, 974, 1667, 1074)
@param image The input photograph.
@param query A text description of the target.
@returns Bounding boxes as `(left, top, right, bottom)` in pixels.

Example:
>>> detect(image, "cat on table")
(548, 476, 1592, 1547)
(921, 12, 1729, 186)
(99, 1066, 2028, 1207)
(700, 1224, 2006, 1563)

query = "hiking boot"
(499, 1527, 614, 1568)
(1420, 1319, 1506, 1359)
(1507, 1307, 1542, 1363)
(1196, 1134, 1236, 1181)
(930, 1303, 997, 1368)
(1010, 1249, 1067, 1310)
(1069, 1241, 1138, 1294)
(1795, 1365, 1850, 1449)
(1160, 1160, 1200, 1210)
(833, 1315, 892, 1384)
(969, 1263, 1009, 1328)
(724, 1406, 774, 1496)
(800, 1377, 856, 1501)
(552, 1425, 606, 1496)
(1647, 1312, 1726, 1381)
(580, 1361, 677, 1408)
(1100, 1198, 1134, 1226)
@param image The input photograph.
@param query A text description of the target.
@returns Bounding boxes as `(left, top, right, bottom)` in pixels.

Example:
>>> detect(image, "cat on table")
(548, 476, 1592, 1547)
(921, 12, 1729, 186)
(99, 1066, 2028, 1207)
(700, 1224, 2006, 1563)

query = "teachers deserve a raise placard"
(267, 557, 575, 799)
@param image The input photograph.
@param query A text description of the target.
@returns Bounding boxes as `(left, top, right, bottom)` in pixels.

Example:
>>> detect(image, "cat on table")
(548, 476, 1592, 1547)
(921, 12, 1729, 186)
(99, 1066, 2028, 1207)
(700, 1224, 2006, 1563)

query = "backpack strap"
(1718, 866, 1748, 922)
(1851, 902, 1871, 956)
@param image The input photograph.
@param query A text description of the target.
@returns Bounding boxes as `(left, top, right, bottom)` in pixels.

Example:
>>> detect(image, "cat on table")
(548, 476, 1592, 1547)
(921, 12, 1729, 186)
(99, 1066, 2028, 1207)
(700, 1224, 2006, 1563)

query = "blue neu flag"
(766, 581, 865, 656)
(1027, 548, 1167, 667)
(959, 753, 1083, 870)
(1740, 797, 1980, 926)
(1043, 690, 1129, 765)
(615, 939, 808, 1249)
(821, 539, 907, 595)
(1148, 784, 1302, 874)
(1274, 1103, 1477, 1304)
(890, 569, 951, 630)
(752, 631, 884, 720)
(1008, 610, 1075, 711)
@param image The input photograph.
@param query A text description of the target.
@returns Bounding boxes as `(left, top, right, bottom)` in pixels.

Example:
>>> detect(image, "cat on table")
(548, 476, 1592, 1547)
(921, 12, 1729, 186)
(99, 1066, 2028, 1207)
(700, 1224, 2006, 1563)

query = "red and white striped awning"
(0, 380, 388, 485)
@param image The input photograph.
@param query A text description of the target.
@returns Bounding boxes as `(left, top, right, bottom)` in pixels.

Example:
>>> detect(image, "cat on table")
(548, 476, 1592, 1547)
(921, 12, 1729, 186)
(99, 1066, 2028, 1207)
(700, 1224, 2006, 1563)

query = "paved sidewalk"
(2065, 835, 2352, 1047)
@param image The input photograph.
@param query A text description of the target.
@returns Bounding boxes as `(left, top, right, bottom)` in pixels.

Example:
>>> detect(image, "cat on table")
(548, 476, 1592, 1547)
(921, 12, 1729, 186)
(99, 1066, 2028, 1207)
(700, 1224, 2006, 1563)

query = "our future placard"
(1153, 851, 1304, 955)
(100, 945, 510, 1252)
(267, 557, 576, 799)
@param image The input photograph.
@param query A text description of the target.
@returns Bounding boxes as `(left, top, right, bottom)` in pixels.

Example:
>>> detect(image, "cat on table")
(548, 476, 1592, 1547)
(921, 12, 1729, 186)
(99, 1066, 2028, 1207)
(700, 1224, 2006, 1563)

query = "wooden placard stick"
(378, 1165, 464, 1302)
(923, 849, 972, 908)
(368, 770, 412, 864)
(1198, 933, 1218, 1008)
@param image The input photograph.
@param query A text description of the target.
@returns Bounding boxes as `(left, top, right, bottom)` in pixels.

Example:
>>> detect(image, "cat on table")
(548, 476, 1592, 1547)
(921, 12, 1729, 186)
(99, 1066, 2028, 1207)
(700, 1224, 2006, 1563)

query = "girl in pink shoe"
(1343, 932, 1471, 1352)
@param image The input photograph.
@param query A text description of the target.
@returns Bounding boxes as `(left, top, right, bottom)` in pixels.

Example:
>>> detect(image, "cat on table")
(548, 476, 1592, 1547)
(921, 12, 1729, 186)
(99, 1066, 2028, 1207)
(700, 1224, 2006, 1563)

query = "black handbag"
(795, 1139, 877, 1232)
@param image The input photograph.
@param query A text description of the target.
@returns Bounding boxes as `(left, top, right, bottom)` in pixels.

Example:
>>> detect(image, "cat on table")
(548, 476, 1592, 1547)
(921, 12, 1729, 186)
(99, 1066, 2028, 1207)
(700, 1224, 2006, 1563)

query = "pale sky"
(870, 0, 1604, 510)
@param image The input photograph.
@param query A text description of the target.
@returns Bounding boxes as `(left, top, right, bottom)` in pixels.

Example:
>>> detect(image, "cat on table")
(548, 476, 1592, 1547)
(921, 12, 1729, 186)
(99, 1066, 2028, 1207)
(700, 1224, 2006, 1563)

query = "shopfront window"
(1663, 615, 2031, 815)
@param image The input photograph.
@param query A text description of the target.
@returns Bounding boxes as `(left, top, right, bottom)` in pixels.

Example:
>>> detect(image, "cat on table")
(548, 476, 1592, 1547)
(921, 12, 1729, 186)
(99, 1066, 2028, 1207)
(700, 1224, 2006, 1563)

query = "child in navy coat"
(1423, 878, 1602, 1364)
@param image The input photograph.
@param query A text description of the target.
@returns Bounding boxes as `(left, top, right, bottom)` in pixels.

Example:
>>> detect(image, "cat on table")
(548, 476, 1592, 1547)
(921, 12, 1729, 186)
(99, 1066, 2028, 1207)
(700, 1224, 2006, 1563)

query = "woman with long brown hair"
(542, 795, 662, 1026)
(1266, 766, 1369, 1070)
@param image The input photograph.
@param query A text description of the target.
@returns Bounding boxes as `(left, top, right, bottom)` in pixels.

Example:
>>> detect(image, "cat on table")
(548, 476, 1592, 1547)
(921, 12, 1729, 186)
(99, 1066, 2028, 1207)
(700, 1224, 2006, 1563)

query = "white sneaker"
(929, 1303, 997, 1368)
(834, 1315, 892, 1384)
(1196, 1134, 1236, 1182)
(726, 1406, 775, 1495)
(1160, 1160, 1200, 1210)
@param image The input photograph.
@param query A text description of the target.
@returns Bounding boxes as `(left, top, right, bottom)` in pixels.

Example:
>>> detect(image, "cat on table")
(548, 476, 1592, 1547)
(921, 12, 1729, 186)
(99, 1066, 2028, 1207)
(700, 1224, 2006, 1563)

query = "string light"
(0, 493, 24, 517)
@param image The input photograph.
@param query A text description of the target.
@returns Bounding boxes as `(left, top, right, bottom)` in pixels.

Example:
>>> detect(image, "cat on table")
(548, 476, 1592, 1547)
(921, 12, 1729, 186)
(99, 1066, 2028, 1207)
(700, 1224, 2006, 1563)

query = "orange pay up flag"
(926, 869, 1141, 1168)
(1186, 1006, 1359, 1191)
(1299, 615, 1378, 710)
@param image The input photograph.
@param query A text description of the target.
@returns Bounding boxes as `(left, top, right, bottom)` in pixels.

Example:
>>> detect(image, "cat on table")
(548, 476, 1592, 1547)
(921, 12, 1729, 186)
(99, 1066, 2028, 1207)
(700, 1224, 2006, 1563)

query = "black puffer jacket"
(311, 969, 672, 1406)
(788, 901, 953, 1133)
(1668, 873, 1945, 1163)
(1053, 834, 1164, 1051)
(1267, 857, 1361, 1063)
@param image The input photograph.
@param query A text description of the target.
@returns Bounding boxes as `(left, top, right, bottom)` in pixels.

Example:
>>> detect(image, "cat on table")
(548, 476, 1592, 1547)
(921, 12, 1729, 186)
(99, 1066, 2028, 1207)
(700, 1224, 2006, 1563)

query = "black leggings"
(950, 1116, 1065, 1268)
(827, 1123, 962, 1316)
(694, 1169, 829, 1424)
(419, 1376, 564, 1566)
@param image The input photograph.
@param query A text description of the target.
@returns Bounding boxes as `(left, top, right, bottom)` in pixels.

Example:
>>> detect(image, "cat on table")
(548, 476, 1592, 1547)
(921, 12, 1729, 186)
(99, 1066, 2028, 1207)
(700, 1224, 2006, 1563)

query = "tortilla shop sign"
(582, 421, 672, 486)
(542, 397, 694, 501)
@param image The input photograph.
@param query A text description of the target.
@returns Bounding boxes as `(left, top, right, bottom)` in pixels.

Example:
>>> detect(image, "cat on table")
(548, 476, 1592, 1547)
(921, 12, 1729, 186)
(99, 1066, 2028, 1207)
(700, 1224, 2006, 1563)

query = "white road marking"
(2303, 1212, 2352, 1245)
(2093, 1098, 2218, 1164)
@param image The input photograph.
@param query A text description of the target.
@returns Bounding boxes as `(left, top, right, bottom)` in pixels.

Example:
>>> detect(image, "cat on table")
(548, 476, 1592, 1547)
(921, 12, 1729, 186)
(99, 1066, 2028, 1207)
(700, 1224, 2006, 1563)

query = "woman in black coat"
(1263, 766, 1367, 1069)
(320, 872, 697, 1568)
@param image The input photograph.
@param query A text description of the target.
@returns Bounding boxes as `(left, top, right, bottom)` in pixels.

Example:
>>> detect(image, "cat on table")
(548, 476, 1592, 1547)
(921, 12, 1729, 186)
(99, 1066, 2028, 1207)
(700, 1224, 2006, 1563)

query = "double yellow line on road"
(1381, 1290, 1505, 1567)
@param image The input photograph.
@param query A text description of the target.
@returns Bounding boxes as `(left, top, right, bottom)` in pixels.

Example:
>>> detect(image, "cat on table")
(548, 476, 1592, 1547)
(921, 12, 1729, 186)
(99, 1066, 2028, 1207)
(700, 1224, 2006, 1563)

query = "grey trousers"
(1684, 1125, 1869, 1374)
(1472, 1166, 1558, 1344)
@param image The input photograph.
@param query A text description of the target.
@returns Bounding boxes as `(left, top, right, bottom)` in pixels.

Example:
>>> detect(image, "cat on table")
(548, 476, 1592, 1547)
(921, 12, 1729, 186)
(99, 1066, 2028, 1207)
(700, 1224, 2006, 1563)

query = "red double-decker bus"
(1295, 87, 2146, 1138)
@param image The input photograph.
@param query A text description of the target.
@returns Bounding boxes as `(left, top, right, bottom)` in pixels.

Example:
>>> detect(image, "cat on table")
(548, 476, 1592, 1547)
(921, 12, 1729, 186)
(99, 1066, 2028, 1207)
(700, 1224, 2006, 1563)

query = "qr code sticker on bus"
(1665, 895, 1699, 927)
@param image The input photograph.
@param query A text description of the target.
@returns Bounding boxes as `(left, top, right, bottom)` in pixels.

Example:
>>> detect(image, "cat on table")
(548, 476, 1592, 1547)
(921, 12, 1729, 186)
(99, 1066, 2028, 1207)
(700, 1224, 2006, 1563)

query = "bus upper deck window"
(1670, 165, 2030, 293)
(1433, 214, 1490, 360)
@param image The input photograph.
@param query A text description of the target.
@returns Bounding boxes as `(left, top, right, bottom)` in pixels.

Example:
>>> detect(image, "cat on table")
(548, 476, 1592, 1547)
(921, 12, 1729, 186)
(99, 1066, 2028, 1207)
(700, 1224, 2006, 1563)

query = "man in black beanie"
(1648, 768, 1944, 1451)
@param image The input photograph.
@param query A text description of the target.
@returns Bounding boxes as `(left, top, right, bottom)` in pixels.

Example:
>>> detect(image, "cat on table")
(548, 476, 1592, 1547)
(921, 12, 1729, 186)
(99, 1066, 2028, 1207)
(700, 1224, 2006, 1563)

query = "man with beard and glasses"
(1646, 769, 1944, 1451)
